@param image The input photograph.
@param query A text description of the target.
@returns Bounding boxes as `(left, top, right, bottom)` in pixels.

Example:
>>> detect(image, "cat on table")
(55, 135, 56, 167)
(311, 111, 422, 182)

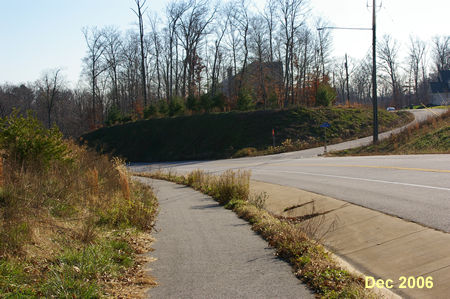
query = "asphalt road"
(131, 109, 450, 232)
(139, 178, 313, 299)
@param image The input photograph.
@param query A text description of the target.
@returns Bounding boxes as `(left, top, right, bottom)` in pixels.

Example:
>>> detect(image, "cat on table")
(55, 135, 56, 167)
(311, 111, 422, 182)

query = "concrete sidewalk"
(251, 180, 450, 299)
(138, 178, 313, 299)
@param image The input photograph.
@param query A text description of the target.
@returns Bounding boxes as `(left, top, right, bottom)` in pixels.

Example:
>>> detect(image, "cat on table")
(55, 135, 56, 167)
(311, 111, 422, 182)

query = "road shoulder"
(251, 180, 450, 299)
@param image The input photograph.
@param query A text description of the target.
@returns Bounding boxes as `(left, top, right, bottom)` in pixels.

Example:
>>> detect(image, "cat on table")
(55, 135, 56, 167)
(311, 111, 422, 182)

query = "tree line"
(1, 0, 449, 136)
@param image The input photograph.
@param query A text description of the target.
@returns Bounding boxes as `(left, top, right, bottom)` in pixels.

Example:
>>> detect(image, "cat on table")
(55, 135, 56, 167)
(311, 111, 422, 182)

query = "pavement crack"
(415, 264, 450, 278)
(276, 203, 349, 223)
(283, 200, 315, 212)
(344, 228, 429, 255)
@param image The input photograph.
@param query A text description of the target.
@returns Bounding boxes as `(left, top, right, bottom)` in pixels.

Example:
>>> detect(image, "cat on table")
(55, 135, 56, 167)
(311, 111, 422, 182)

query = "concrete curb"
(251, 180, 450, 299)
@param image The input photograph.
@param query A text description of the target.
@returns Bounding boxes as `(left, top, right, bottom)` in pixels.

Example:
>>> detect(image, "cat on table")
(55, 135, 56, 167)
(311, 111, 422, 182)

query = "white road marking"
(255, 169, 450, 192)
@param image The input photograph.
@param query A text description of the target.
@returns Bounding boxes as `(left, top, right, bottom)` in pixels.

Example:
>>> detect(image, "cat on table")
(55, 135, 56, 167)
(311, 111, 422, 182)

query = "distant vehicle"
(386, 107, 396, 111)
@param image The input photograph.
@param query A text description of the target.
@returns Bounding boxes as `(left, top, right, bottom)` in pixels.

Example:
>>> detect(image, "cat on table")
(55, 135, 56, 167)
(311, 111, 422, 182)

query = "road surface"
(131, 109, 450, 232)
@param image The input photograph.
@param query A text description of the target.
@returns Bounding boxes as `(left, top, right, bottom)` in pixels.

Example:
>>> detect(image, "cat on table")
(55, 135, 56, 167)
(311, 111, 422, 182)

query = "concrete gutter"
(251, 180, 450, 299)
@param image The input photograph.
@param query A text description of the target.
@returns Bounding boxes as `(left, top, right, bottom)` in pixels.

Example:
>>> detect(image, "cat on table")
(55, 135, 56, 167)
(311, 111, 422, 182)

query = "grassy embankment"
(82, 107, 412, 162)
(332, 109, 450, 156)
(0, 112, 158, 298)
(137, 170, 377, 299)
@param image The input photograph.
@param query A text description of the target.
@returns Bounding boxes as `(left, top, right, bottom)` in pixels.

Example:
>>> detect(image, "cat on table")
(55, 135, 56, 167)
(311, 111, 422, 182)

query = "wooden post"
(272, 128, 275, 147)
(0, 155, 4, 188)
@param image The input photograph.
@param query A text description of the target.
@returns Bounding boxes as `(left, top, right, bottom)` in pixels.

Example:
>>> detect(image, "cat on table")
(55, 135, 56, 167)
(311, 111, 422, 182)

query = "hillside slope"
(333, 109, 450, 156)
(82, 107, 412, 162)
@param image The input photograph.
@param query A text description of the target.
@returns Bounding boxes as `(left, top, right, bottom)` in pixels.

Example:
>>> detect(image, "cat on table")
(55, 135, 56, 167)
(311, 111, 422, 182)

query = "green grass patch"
(332, 109, 450, 156)
(0, 233, 149, 298)
(0, 112, 158, 297)
(82, 107, 412, 162)
(41, 237, 133, 298)
(0, 259, 36, 297)
(138, 170, 376, 298)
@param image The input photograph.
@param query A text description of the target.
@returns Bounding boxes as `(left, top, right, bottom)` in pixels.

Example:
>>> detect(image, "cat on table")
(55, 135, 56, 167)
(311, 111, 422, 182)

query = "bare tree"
(166, 1, 190, 99)
(177, 0, 215, 98)
(249, 15, 269, 107)
(352, 53, 373, 104)
(408, 36, 426, 103)
(277, 0, 308, 106)
(234, 0, 250, 91)
(224, 2, 240, 78)
(210, 8, 230, 96)
(120, 31, 141, 112)
(148, 15, 163, 101)
(263, 0, 277, 63)
(132, 0, 148, 107)
(36, 68, 64, 128)
(82, 27, 106, 127)
(432, 35, 450, 72)
(377, 34, 402, 105)
(102, 27, 123, 108)
(315, 18, 332, 80)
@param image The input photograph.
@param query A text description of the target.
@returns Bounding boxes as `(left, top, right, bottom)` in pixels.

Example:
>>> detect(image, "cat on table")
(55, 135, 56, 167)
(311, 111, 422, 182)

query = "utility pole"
(317, 2, 379, 144)
(372, 0, 378, 142)
(345, 54, 350, 105)
(317, 2, 380, 144)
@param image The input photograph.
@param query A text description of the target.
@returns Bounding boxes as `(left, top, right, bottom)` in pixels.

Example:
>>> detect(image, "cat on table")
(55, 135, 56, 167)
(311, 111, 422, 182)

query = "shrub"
(157, 100, 169, 116)
(0, 111, 70, 168)
(212, 93, 226, 111)
(237, 88, 254, 111)
(232, 147, 257, 158)
(315, 83, 336, 107)
(143, 104, 158, 119)
(168, 97, 185, 116)
(186, 95, 200, 112)
(268, 91, 279, 109)
(200, 94, 213, 112)
(105, 105, 123, 126)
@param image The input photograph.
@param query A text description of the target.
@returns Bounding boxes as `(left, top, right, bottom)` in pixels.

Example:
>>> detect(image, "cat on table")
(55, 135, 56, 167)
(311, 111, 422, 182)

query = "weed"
(248, 192, 268, 209)
(0, 112, 158, 297)
(0, 222, 31, 256)
(144, 170, 376, 298)
(0, 259, 35, 296)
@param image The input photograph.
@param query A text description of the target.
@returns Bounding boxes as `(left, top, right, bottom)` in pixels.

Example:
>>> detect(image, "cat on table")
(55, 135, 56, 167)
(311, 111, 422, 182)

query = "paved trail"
(138, 178, 312, 299)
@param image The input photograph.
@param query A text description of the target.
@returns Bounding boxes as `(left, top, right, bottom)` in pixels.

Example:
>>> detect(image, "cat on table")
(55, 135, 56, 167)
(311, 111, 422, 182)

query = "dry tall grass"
(0, 113, 159, 297)
(0, 138, 158, 257)
(142, 169, 376, 298)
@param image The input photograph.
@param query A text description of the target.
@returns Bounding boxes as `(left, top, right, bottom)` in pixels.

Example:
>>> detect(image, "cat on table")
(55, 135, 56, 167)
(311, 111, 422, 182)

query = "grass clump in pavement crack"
(138, 170, 376, 298)
(0, 112, 158, 297)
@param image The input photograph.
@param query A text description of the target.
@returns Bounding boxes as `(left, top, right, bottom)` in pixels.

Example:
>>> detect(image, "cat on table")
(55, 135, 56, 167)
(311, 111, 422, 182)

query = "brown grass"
(331, 109, 450, 156)
(0, 140, 158, 296)
(139, 170, 376, 298)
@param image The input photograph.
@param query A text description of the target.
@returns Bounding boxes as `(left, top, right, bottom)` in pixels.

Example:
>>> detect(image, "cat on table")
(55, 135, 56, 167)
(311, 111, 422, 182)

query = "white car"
(386, 107, 396, 111)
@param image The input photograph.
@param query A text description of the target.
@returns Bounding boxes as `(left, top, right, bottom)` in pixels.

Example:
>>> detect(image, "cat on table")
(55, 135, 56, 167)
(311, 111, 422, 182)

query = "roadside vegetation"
(0, 111, 158, 297)
(332, 109, 450, 156)
(83, 106, 412, 162)
(138, 170, 377, 298)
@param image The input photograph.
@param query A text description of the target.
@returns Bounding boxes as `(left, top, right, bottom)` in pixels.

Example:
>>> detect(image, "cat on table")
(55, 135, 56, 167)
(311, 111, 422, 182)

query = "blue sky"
(0, 0, 448, 87)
